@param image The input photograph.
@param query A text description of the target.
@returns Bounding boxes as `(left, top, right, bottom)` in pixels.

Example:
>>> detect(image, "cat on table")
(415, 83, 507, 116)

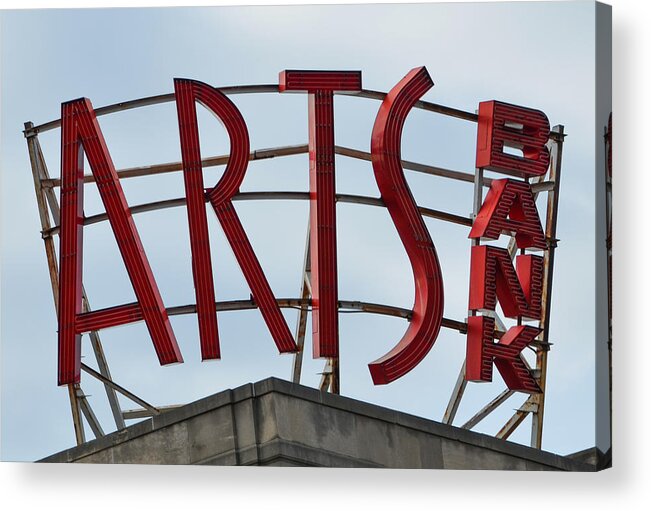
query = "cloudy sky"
(1, 1, 605, 462)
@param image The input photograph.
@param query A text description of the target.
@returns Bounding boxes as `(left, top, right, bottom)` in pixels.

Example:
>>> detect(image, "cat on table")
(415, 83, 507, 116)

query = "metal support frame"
(25, 86, 564, 449)
(67, 384, 85, 445)
(292, 224, 311, 384)
(76, 387, 105, 439)
(440, 129, 564, 448)
(496, 408, 529, 440)
(25, 123, 159, 445)
(442, 166, 484, 424)
(293, 222, 340, 394)
(529, 125, 565, 448)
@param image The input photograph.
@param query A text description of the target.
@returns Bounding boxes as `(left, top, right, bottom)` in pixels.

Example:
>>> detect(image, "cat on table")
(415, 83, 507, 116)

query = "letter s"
(368, 67, 445, 385)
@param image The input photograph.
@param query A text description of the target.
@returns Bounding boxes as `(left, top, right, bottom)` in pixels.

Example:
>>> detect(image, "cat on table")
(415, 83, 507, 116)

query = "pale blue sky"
(1, 2, 603, 461)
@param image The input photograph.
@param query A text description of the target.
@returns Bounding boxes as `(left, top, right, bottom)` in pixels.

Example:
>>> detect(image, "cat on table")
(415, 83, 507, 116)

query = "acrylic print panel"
(0, 1, 611, 470)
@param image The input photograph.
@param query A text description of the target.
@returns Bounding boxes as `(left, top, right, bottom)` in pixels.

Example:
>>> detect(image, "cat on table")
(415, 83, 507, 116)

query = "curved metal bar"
(24, 85, 280, 136)
(24, 84, 563, 141)
(39, 142, 554, 192)
(338, 89, 563, 141)
(25, 85, 481, 137)
(338, 89, 478, 122)
(335, 146, 483, 186)
(166, 298, 412, 319)
(42, 143, 309, 187)
(43, 191, 472, 237)
(170, 297, 467, 334)
(72, 297, 469, 336)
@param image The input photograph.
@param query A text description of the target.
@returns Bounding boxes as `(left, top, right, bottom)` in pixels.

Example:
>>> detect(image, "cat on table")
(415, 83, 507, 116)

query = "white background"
(0, 0, 647, 509)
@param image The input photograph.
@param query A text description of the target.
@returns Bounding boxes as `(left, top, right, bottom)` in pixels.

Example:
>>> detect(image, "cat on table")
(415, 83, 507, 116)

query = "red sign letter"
(469, 179, 546, 250)
(476, 100, 550, 178)
(175, 78, 297, 359)
(468, 246, 543, 320)
(466, 316, 541, 393)
(279, 70, 362, 358)
(58, 99, 182, 385)
(368, 66, 445, 384)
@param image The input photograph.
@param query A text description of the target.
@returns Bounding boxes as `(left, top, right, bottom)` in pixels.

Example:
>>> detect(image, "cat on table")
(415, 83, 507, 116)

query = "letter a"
(58, 98, 182, 385)
(469, 179, 546, 250)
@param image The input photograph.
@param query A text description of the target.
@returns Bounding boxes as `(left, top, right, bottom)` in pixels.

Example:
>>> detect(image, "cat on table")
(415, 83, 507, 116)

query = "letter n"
(468, 245, 543, 321)
(58, 98, 182, 385)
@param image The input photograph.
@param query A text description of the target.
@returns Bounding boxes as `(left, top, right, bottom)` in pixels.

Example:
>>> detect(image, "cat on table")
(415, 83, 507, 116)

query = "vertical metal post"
(530, 125, 565, 448)
(291, 195, 339, 395)
(443, 167, 483, 424)
(68, 384, 86, 445)
(292, 223, 311, 384)
(319, 358, 332, 391)
(330, 357, 340, 394)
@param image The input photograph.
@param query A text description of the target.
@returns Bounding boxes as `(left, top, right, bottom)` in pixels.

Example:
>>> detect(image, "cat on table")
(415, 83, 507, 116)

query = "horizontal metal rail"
(338, 89, 478, 122)
(72, 297, 507, 339)
(75, 297, 547, 345)
(24, 85, 277, 136)
(41, 143, 309, 187)
(22, 83, 564, 142)
(337, 147, 556, 193)
(41, 191, 472, 238)
(39, 142, 555, 194)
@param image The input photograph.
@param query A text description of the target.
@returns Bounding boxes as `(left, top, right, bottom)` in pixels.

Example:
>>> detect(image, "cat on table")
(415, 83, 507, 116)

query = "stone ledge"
(39, 377, 598, 471)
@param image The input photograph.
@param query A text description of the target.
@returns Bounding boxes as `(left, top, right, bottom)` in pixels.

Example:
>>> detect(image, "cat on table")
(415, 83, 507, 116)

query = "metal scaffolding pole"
(25, 122, 86, 445)
(442, 166, 483, 425)
(292, 224, 311, 384)
(530, 126, 565, 449)
(25, 123, 127, 434)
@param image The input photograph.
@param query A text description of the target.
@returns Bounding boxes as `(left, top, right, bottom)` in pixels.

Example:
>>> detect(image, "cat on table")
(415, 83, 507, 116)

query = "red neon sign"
(468, 246, 543, 320)
(279, 70, 363, 359)
(466, 316, 542, 393)
(59, 98, 182, 386)
(175, 78, 297, 360)
(476, 100, 550, 178)
(466, 101, 550, 393)
(469, 178, 546, 250)
(56, 68, 551, 394)
(368, 67, 444, 384)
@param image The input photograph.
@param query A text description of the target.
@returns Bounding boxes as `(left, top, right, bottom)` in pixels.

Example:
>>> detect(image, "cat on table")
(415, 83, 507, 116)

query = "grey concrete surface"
(40, 378, 597, 470)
